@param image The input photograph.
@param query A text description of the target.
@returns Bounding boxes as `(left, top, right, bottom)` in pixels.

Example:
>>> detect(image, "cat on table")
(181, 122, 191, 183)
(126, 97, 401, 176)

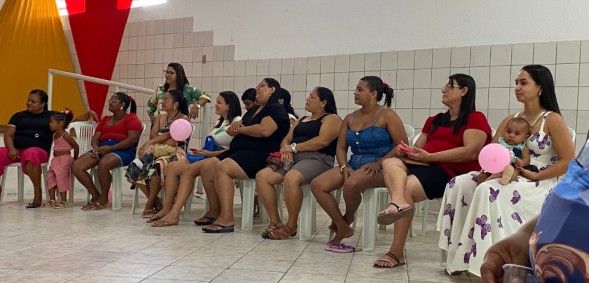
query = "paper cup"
(502, 264, 539, 283)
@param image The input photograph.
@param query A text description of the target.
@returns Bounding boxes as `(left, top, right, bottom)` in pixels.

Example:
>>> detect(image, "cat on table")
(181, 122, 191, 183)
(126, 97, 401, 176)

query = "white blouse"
(210, 116, 242, 149)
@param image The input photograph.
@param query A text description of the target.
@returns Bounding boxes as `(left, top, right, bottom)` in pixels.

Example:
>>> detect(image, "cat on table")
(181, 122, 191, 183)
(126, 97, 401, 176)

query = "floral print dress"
(436, 111, 559, 276)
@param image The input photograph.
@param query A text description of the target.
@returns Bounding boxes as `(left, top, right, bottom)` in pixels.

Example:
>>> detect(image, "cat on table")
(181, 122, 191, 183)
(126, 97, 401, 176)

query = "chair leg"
(240, 179, 256, 231)
(298, 184, 315, 241)
(17, 168, 24, 202)
(361, 189, 378, 252)
(111, 168, 123, 210)
(42, 164, 49, 202)
(421, 200, 430, 236)
(131, 184, 139, 215)
(184, 181, 195, 220)
(0, 169, 6, 204)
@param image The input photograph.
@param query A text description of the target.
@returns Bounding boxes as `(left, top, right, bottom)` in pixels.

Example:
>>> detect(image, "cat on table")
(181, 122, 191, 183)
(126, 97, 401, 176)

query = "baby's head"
(502, 117, 531, 145)
(50, 108, 74, 132)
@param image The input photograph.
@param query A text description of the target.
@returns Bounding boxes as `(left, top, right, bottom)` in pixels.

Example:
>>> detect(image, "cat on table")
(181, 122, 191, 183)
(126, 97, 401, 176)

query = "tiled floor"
(0, 178, 481, 283)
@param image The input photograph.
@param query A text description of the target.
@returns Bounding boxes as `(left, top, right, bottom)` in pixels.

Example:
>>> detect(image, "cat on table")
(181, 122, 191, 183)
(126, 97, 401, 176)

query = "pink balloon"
(479, 144, 511, 174)
(170, 119, 192, 141)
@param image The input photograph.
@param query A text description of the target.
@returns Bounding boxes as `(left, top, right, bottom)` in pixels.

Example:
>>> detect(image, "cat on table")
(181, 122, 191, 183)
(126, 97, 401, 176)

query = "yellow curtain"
(0, 0, 84, 125)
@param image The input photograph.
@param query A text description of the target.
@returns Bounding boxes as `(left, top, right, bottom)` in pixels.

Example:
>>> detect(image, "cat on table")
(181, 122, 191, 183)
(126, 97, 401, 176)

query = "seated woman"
(150, 91, 242, 227)
(311, 76, 408, 244)
(437, 65, 575, 276)
(198, 78, 291, 233)
(276, 88, 298, 126)
(72, 92, 142, 210)
(372, 74, 491, 268)
(126, 89, 189, 218)
(1, 89, 56, 208)
(256, 87, 341, 240)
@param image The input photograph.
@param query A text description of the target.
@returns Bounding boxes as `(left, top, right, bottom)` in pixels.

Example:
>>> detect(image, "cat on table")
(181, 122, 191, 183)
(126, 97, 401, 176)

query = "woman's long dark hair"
(215, 91, 243, 128)
(277, 88, 298, 118)
(315, 87, 337, 115)
(114, 92, 137, 114)
(30, 89, 49, 111)
(164, 63, 189, 92)
(521, 65, 560, 114)
(430, 73, 476, 135)
(263, 78, 281, 105)
(167, 89, 189, 116)
(360, 76, 394, 107)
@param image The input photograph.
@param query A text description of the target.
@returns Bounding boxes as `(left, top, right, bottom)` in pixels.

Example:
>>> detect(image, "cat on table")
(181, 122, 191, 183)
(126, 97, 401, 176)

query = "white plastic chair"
(88, 123, 146, 211)
(68, 121, 97, 204)
(1, 162, 50, 204)
(568, 127, 576, 143)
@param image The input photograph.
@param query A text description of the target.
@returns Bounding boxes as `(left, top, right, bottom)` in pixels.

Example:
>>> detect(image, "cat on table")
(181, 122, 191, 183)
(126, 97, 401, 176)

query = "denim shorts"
(88, 139, 137, 166)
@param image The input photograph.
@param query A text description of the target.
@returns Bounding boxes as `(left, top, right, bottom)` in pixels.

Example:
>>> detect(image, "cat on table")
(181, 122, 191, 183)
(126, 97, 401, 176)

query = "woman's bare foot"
(329, 225, 354, 244)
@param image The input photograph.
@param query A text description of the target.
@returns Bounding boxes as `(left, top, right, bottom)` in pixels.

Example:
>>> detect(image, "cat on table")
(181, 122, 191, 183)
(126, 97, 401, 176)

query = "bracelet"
(339, 164, 348, 173)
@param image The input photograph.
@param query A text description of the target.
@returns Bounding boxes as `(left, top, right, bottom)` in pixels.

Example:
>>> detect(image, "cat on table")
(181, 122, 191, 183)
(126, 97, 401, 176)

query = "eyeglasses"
(163, 70, 176, 76)
(442, 83, 462, 90)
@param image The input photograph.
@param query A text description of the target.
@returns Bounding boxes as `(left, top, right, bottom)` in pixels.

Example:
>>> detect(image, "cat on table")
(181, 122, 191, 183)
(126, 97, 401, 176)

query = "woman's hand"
(227, 121, 243, 136)
(193, 149, 212, 157)
(164, 139, 178, 147)
(407, 147, 433, 163)
(518, 167, 539, 181)
(88, 111, 99, 122)
(341, 166, 353, 182)
(361, 162, 381, 178)
(281, 151, 293, 164)
(189, 105, 200, 119)
(138, 144, 148, 156)
(480, 230, 533, 283)
(7, 148, 19, 160)
(97, 145, 113, 155)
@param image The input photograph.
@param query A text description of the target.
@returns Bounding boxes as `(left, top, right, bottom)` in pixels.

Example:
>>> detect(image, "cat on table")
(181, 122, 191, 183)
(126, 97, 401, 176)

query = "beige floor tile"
(211, 269, 284, 283)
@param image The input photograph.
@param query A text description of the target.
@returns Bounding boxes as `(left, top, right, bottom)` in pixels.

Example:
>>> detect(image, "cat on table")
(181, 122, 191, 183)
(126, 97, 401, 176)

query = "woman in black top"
(256, 87, 341, 239)
(198, 78, 290, 233)
(2, 90, 55, 208)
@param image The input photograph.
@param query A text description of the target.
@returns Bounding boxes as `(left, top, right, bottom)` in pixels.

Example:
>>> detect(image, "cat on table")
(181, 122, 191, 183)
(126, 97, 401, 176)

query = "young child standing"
(43, 109, 79, 208)
(476, 117, 537, 185)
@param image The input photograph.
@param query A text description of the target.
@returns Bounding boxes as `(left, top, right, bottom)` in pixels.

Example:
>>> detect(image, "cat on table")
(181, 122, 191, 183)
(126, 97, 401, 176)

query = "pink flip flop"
(324, 243, 363, 253)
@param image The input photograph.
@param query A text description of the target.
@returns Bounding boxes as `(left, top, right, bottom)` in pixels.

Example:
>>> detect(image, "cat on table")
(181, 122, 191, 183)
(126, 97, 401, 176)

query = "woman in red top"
(373, 74, 492, 268)
(72, 92, 143, 210)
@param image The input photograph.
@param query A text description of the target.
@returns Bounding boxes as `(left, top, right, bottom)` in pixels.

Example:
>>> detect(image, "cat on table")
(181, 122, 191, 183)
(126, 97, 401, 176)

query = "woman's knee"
(382, 157, 404, 172)
(283, 171, 303, 189)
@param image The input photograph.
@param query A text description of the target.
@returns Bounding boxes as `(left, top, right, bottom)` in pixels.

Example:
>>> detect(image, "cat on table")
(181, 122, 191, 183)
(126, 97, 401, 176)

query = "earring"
(120, 107, 123, 110)
(174, 107, 176, 110)
(538, 92, 542, 96)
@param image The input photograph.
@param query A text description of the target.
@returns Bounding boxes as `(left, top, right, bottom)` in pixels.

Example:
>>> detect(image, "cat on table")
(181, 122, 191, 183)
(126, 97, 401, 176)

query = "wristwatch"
(290, 143, 298, 153)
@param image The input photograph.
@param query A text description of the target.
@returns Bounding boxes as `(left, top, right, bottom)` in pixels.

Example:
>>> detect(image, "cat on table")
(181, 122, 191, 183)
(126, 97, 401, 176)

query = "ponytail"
(360, 76, 394, 107)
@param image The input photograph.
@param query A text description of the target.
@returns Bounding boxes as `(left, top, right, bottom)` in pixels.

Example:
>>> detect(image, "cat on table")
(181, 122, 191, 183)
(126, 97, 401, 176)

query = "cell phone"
(576, 133, 589, 168)
(398, 144, 414, 154)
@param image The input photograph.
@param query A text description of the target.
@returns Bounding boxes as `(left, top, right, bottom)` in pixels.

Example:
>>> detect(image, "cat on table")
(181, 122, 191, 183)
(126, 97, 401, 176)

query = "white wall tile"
(306, 74, 320, 91)
(470, 67, 490, 88)
(450, 67, 469, 75)
(534, 42, 557, 64)
(395, 89, 412, 109)
(164, 19, 174, 34)
(245, 60, 257, 76)
(335, 55, 350, 73)
(256, 59, 269, 76)
(398, 50, 415, 69)
(213, 46, 224, 61)
(212, 62, 224, 77)
(334, 90, 349, 110)
(154, 20, 165, 35)
(413, 108, 432, 128)
(279, 74, 294, 91)
(451, 47, 470, 68)
(365, 53, 381, 71)
(414, 49, 432, 69)
(487, 109, 509, 129)
(334, 73, 349, 91)
(511, 43, 534, 65)
(381, 51, 397, 71)
(268, 59, 281, 76)
(430, 89, 444, 109)
(212, 77, 223, 92)
(489, 66, 511, 87)
(581, 40, 589, 63)
(348, 72, 364, 90)
(349, 54, 365, 72)
(293, 74, 307, 91)
(182, 47, 193, 62)
(203, 46, 213, 62)
(173, 33, 184, 48)
(432, 48, 451, 68)
(490, 44, 512, 66)
(172, 48, 182, 62)
(396, 70, 414, 89)
(509, 87, 523, 112)
(557, 41, 581, 64)
(281, 58, 294, 74)
(182, 32, 193, 48)
(579, 87, 589, 110)
(380, 70, 397, 88)
(320, 73, 335, 90)
(233, 76, 245, 92)
(234, 60, 245, 76)
(555, 63, 579, 87)
(577, 111, 589, 136)
(431, 68, 450, 88)
(294, 57, 308, 74)
(413, 69, 431, 89)
(413, 89, 430, 109)
(555, 87, 579, 110)
(470, 45, 491, 67)
(321, 56, 335, 73)
(488, 88, 510, 109)
(561, 110, 577, 131)
(224, 45, 235, 61)
(202, 62, 213, 77)
(201, 77, 213, 92)
(476, 88, 489, 110)
(307, 57, 321, 74)
(174, 18, 185, 33)
(223, 61, 234, 77)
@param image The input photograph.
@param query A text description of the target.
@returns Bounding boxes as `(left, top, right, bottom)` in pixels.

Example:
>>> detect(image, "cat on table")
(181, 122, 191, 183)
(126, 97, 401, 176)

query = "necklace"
(165, 111, 180, 128)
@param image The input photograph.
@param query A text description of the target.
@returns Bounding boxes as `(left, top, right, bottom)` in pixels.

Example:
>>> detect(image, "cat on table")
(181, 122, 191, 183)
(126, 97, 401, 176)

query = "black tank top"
(292, 114, 337, 156)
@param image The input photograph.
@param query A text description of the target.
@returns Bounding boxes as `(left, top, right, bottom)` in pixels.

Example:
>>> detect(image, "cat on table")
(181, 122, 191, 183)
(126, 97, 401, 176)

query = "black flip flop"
(194, 216, 216, 226)
(25, 203, 41, 208)
(202, 224, 235, 233)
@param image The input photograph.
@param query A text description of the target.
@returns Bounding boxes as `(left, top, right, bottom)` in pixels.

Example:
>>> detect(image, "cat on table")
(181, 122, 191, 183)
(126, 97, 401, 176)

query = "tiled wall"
(66, 17, 589, 153)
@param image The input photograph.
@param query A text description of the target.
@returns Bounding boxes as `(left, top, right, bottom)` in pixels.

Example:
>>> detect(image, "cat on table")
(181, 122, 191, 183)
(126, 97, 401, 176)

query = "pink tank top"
(53, 133, 73, 151)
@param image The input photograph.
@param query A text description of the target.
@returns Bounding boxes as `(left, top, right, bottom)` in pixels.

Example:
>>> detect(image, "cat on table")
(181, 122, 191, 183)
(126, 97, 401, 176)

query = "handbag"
(186, 136, 215, 163)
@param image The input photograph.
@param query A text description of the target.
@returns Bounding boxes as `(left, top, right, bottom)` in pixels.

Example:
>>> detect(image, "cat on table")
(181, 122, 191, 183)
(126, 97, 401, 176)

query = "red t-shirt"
(421, 111, 492, 177)
(96, 113, 143, 144)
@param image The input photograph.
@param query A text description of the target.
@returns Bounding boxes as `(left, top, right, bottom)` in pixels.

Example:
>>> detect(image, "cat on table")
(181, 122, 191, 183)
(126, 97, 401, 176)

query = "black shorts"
(217, 148, 269, 178)
(405, 164, 451, 199)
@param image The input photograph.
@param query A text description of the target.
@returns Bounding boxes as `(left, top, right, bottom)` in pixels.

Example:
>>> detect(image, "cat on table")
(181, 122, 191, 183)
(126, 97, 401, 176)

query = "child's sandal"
(54, 201, 69, 209)
(41, 200, 56, 208)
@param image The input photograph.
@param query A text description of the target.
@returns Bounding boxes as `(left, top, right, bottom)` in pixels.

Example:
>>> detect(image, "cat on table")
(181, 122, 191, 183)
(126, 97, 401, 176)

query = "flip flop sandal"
(82, 202, 104, 211)
(268, 225, 296, 240)
(151, 219, 179, 227)
(25, 203, 41, 208)
(376, 203, 415, 225)
(146, 215, 162, 223)
(324, 243, 363, 253)
(142, 209, 156, 218)
(54, 201, 69, 209)
(193, 216, 216, 226)
(81, 202, 97, 210)
(202, 224, 235, 233)
(261, 223, 281, 238)
(373, 252, 406, 268)
(42, 200, 56, 208)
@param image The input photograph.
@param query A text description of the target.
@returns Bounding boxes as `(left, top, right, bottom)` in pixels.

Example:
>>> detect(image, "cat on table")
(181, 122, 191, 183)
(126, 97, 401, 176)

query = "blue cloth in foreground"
(186, 136, 217, 163)
(530, 160, 589, 283)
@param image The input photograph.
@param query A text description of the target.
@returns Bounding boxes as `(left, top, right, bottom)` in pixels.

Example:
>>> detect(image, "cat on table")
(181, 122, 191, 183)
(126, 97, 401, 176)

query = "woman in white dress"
(436, 65, 575, 276)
